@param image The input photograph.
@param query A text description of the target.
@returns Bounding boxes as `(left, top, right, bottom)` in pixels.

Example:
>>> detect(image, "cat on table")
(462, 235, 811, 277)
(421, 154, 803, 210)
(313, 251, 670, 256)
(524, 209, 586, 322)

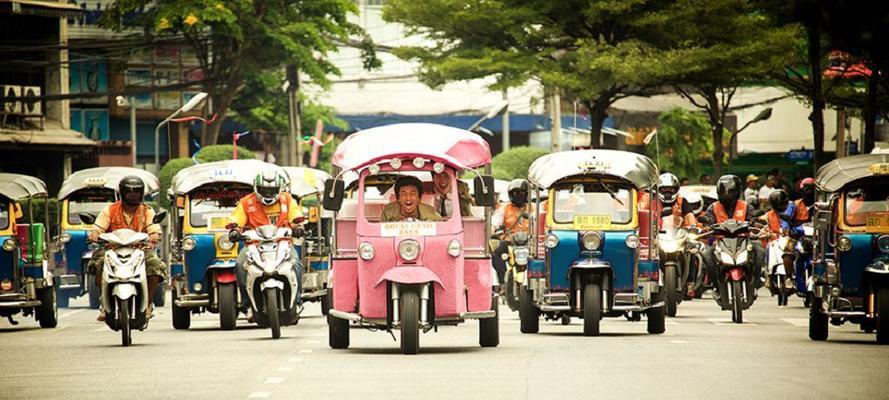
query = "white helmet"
(657, 173, 680, 205)
(253, 167, 285, 206)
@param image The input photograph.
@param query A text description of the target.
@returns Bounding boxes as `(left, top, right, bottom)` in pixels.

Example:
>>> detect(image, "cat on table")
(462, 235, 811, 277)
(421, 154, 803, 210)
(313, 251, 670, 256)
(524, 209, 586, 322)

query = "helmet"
(657, 173, 680, 205)
(799, 177, 816, 206)
(769, 189, 789, 213)
(254, 167, 285, 206)
(684, 192, 703, 215)
(507, 179, 528, 207)
(118, 176, 145, 207)
(716, 175, 742, 206)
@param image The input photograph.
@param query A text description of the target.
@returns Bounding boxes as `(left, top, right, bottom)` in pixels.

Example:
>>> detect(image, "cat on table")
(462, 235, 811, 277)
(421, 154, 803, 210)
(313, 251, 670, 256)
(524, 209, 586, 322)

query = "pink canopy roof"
(332, 123, 492, 171)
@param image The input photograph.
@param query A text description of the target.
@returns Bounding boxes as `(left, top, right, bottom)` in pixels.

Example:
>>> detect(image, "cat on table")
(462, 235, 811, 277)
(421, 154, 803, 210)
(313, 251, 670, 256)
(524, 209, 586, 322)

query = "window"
(552, 182, 633, 225)
(0, 202, 9, 230)
(188, 187, 251, 228)
(843, 183, 889, 227)
(67, 189, 115, 225)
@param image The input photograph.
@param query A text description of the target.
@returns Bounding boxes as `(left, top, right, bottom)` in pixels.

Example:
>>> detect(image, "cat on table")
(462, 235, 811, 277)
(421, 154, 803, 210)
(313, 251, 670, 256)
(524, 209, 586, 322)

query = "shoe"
(246, 309, 255, 323)
(145, 304, 154, 319)
(97, 310, 106, 322)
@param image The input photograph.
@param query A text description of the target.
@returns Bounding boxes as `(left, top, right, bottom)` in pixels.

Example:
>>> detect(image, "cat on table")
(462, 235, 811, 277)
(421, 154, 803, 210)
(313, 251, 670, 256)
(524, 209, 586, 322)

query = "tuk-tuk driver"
(227, 168, 305, 320)
(88, 176, 166, 322)
(381, 176, 442, 222)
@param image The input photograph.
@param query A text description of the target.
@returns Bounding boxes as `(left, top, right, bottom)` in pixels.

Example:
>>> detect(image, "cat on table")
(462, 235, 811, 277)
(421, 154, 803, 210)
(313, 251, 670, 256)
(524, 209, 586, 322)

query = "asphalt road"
(2, 290, 887, 400)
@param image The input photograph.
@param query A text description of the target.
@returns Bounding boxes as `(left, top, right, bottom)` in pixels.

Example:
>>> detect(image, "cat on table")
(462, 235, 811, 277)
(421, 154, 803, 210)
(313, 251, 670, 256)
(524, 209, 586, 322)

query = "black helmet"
(769, 189, 789, 213)
(716, 175, 742, 206)
(507, 179, 528, 207)
(657, 173, 680, 205)
(119, 175, 145, 207)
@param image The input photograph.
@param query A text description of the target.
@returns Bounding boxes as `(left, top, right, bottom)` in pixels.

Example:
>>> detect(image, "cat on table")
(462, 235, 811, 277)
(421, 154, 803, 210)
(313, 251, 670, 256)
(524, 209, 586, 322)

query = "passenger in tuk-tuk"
(491, 180, 531, 282)
(700, 175, 766, 295)
(656, 173, 699, 227)
(431, 170, 473, 217)
(88, 176, 166, 321)
(381, 176, 442, 222)
(227, 168, 305, 320)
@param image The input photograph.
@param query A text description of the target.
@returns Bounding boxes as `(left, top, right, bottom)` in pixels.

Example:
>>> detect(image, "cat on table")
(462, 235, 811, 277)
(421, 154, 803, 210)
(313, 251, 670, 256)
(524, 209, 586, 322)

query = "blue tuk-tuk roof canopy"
(815, 153, 889, 192)
(0, 173, 48, 200)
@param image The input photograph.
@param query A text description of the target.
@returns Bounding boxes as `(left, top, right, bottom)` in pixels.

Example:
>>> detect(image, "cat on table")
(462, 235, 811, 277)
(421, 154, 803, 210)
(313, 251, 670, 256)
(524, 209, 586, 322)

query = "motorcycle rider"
(88, 176, 166, 321)
(683, 192, 704, 227)
(795, 177, 816, 222)
(491, 179, 530, 284)
(656, 173, 698, 227)
(227, 168, 304, 320)
(764, 190, 804, 304)
(700, 175, 766, 297)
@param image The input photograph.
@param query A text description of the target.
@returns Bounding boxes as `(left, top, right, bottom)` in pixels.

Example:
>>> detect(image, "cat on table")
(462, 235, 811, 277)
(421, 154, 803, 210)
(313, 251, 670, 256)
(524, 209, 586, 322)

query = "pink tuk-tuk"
(323, 123, 499, 354)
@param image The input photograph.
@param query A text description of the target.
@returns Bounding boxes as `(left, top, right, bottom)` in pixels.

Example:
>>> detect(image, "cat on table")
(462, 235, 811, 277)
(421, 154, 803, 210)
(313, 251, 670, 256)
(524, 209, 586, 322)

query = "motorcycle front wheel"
(731, 280, 744, 324)
(266, 288, 281, 339)
(665, 265, 678, 317)
(504, 272, 519, 312)
(119, 298, 132, 346)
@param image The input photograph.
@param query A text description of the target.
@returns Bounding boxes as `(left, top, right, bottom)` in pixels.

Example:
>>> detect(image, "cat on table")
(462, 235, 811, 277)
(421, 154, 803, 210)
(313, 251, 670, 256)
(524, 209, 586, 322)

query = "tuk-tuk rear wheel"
(519, 287, 539, 334)
(809, 297, 828, 341)
(87, 275, 101, 310)
(36, 287, 58, 328)
(171, 289, 191, 330)
(479, 295, 499, 347)
(877, 286, 889, 344)
(647, 290, 665, 334)
(321, 293, 330, 316)
(583, 282, 601, 337)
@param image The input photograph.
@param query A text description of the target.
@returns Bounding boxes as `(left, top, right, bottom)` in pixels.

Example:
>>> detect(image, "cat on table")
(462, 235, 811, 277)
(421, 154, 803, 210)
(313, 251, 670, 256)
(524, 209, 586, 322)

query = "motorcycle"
(695, 220, 765, 323)
(658, 216, 689, 317)
(81, 211, 167, 346)
(794, 223, 815, 307)
(685, 238, 707, 299)
(766, 233, 797, 307)
(233, 225, 301, 339)
(499, 230, 530, 312)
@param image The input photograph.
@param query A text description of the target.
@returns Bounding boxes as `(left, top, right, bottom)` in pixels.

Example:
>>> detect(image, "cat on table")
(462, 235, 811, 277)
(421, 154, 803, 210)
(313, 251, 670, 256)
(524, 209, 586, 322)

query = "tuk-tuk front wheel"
(519, 287, 539, 334)
(809, 297, 828, 341)
(36, 287, 58, 328)
(647, 290, 666, 334)
(87, 274, 101, 310)
(479, 295, 499, 347)
(171, 289, 191, 330)
(877, 286, 889, 344)
(583, 283, 601, 337)
(400, 287, 420, 355)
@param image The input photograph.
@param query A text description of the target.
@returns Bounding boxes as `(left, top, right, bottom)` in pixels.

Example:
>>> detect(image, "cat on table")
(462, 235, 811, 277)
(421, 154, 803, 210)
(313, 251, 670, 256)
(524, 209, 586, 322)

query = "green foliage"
(158, 158, 197, 209)
(491, 147, 548, 180)
(195, 144, 256, 163)
(645, 108, 713, 180)
(156, 144, 258, 208)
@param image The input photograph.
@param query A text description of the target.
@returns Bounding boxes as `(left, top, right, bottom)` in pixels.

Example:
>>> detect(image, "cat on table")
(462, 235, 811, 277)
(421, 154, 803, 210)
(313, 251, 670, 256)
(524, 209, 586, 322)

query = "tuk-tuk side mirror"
(78, 213, 96, 225)
(153, 210, 168, 224)
(473, 175, 496, 207)
(175, 196, 185, 209)
(323, 179, 345, 211)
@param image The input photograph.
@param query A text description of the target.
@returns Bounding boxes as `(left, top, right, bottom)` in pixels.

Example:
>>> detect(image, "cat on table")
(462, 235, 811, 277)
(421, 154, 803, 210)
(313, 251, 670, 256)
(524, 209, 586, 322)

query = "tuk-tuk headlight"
(358, 242, 375, 260)
(447, 239, 462, 257)
(514, 247, 530, 265)
(181, 236, 197, 251)
(581, 232, 602, 250)
(60, 232, 72, 243)
(625, 234, 640, 249)
(544, 234, 559, 249)
(877, 235, 889, 254)
(2, 238, 16, 252)
(399, 239, 421, 262)
(837, 236, 852, 252)
(217, 235, 235, 251)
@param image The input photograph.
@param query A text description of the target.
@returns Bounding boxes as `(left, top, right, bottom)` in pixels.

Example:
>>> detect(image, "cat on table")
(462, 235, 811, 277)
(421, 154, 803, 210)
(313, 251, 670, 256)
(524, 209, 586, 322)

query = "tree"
(383, 0, 672, 145)
(645, 108, 713, 180)
(101, 0, 379, 145)
(157, 144, 256, 208)
(492, 146, 548, 181)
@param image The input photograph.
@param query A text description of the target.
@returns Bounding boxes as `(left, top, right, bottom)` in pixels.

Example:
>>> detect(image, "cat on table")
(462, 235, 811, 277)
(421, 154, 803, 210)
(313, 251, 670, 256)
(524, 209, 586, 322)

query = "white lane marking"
(305, 339, 320, 344)
(60, 309, 85, 319)
(782, 318, 809, 327)
(671, 340, 687, 344)
(264, 377, 284, 384)
(298, 349, 313, 354)
(276, 367, 293, 372)
(248, 392, 271, 398)
(708, 318, 757, 326)
(288, 357, 304, 363)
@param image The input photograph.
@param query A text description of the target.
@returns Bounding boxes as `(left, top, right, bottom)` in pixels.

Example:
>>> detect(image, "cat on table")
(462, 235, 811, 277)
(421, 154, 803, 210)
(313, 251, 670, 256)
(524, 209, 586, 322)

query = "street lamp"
(154, 92, 208, 172)
(467, 100, 509, 133)
(730, 107, 773, 143)
(115, 95, 137, 167)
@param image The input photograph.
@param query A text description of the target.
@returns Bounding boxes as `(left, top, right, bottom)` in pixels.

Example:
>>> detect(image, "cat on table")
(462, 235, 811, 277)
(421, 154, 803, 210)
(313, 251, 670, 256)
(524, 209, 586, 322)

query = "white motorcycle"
(234, 225, 301, 339)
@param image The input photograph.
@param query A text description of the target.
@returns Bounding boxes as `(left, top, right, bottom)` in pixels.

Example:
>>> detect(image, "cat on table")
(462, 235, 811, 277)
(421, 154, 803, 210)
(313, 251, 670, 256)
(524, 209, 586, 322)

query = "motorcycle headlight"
(514, 247, 530, 265)
(60, 232, 72, 243)
(736, 250, 749, 265)
(581, 232, 602, 251)
(544, 234, 559, 249)
(358, 242, 375, 260)
(447, 239, 462, 257)
(2, 238, 16, 252)
(660, 239, 679, 254)
(399, 239, 420, 262)
(877, 235, 889, 254)
(837, 236, 852, 252)
(719, 251, 735, 265)
(625, 234, 640, 249)
(181, 236, 197, 251)
(217, 235, 235, 251)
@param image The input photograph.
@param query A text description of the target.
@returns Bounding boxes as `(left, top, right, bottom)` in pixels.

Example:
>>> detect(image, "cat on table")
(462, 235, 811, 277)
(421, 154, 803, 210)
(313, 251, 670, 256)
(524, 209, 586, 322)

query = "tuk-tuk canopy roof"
(332, 123, 492, 171)
(171, 159, 283, 195)
(815, 153, 889, 192)
(282, 167, 332, 197)
(57, 167, 159, 200)
(528, 149, 659, 189)
(0, 173, 47, 200)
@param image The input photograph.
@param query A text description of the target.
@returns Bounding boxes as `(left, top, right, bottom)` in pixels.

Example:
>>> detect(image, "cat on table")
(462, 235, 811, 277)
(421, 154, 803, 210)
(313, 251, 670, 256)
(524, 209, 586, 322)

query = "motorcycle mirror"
(473, 175, 496, 207)
(322, 179, 345, 211)
(78, 213, 96, 225)
(153, 210, 168, 224)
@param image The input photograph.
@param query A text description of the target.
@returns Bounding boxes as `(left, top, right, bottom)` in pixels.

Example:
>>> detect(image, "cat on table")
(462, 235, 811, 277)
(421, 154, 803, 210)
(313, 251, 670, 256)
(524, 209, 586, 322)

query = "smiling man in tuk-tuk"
(431, 170, 473, 218)
(381, 175, 442, 222)
(88, 176, 166, 322)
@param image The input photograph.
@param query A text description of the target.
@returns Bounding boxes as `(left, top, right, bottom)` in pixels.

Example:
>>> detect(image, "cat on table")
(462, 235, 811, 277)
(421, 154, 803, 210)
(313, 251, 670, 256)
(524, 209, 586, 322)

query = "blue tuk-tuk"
(810, 153, 889, 343)
(55, 167, 159, 308)
(168, 160, 284, 330)
(283, 167, 332, 314)
(522, 150, 665, 336)
(0, 173, 57, 328)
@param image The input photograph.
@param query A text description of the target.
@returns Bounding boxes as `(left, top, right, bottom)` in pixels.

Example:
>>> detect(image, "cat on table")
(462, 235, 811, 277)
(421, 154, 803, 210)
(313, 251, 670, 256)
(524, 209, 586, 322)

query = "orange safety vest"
(713, 200, 748, 223)
(239, 192, 293, 229)
(793, 199, 809, 223)
(766, 210, 782, 234)
(108, 201, 150, 232)
(501, 203, 530, 238)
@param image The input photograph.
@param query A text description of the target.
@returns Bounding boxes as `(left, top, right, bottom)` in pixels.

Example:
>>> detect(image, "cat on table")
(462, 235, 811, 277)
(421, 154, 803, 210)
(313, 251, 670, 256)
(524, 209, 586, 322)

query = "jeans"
(702, 240, 765, 292)
(236, 247, 303, 309)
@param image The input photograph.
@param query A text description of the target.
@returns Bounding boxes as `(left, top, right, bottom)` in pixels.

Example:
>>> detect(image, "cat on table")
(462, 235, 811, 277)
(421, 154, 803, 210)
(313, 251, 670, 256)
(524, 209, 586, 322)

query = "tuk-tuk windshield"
(362, 172, 461, 224)
(68, 189, 115, 225)
(189, 187, 251, 228)
(552, 182, 633, 225)
(844, 183, 889, 226)
(0, 202, 9, 230)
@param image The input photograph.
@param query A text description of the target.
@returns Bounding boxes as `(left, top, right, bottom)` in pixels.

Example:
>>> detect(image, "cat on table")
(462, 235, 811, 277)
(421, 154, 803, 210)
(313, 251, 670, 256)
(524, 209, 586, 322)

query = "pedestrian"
(699, 174, 712, 185)
(680, 177, 690, 186)
(757, 172, 777, 210)
(743, 174, 759, 205)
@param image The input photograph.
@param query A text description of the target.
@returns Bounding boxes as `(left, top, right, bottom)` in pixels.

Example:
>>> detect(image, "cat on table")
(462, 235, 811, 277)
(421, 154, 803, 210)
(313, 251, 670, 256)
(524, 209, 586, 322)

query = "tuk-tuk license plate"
(573, 215, 611, 230)
(866, 216, 889, 232)
(208, 216, 230, 231)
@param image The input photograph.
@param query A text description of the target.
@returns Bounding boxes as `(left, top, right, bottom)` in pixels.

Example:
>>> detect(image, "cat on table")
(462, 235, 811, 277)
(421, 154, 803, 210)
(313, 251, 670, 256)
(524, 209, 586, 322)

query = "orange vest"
(793, 199, 809, 223)
(671, 196, 685, 218)
(239, 193, 293, 229)
(501, 203, 530, 238)
(108, 202, 149, 232)
(713, 200, 748, 223)
(766, 210, 782, 234)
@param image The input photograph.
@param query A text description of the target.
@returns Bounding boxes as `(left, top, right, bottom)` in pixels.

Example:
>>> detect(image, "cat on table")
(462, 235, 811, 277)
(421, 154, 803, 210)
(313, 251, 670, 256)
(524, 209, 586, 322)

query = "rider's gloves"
(228, 229, 241, 243)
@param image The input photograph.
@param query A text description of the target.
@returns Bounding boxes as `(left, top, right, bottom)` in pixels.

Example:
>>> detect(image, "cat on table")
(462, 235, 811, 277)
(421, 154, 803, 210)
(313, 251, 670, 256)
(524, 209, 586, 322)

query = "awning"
(0, 0, 83, 18)
(0, 122, 96, 151)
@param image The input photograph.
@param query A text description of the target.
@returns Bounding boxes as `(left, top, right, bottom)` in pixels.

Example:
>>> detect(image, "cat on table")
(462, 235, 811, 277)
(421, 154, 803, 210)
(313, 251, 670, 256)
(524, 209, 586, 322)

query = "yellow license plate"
(866, 216, 889, 232)
(573, 215, 611, 230)
(209, 216, 229, 231)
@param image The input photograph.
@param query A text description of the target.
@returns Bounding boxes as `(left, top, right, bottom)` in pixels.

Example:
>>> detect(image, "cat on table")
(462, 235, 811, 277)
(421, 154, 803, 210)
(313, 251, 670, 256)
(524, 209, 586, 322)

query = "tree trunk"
(864, 66, 879, 154)
(806, 23, 826, 170)
(201, 76, 243, 146)
(587, 99, 610, 149)
(703, 89, 725, 177)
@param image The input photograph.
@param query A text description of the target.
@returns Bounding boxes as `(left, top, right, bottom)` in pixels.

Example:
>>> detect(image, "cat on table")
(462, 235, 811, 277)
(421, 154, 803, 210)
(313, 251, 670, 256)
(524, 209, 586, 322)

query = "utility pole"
(551, 91, 561, 153)
(501, 90, 510, 152)
(130, 96, 137, 167)
(836, 109, 846, 158)
(285, 65, 301, 166)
